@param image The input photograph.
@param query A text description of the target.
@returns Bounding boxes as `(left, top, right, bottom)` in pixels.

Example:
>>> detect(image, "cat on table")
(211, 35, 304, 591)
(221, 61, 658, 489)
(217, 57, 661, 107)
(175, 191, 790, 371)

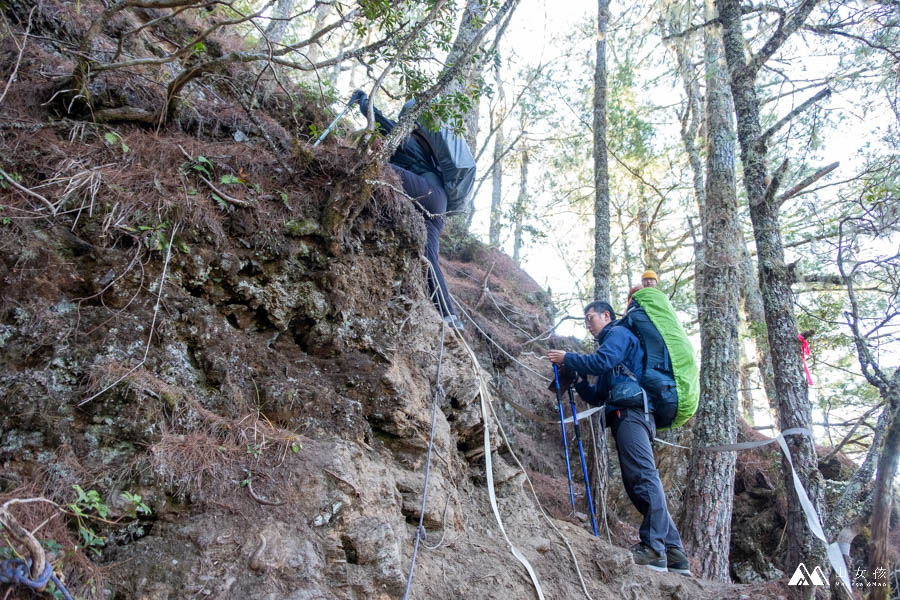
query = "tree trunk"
(260, 0, 296, 47)
(680, 0, 740, 580)
(513, 149, 528, 263)
(738, 237, 778, 411)
(637, 187, 658, 270)
(739, 361, 755, 425)
(444, 0, 490, 151)
(489, 62, 505, 247)
(716, 0, 828, 583)
(617, 202, 635, 295)
(306, 3, 331, 65)
(593, 0, 611, 301)
(868, 401, 900, 600)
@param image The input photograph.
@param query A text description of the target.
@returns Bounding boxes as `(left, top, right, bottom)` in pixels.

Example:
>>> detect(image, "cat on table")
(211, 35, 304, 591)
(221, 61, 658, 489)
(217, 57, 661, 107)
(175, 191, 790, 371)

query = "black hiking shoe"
(631, 543, 667, 573)
(666, 546, 692, 576)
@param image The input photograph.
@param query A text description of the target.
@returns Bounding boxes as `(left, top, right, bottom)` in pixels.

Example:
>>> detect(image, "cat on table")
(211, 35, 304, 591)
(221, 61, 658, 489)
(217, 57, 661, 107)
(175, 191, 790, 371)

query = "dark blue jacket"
(564, 324, 644, 407)
(359, 99, 438, 178)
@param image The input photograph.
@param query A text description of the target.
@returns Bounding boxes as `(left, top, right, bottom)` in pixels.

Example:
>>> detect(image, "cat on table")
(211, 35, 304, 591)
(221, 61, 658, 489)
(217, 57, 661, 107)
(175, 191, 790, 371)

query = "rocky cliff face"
(0, 3, 829, 599)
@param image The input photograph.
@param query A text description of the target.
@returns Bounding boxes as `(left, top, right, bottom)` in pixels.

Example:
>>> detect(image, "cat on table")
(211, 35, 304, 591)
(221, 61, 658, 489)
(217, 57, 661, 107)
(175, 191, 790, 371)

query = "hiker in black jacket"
(350, 90, 463, 331)
(547, 300, 691, 576)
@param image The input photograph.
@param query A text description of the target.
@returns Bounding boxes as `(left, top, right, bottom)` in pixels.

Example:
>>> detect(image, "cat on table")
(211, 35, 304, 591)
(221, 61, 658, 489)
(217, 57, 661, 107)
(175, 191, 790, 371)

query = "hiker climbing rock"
(641, 269, 659, 288)
(350, 90, 472, 331)
(546, 299, 692, 575)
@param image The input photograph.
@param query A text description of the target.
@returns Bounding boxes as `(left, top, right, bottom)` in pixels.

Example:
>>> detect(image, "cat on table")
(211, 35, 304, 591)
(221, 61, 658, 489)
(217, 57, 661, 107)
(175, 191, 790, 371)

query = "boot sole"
(643, 564, 668, 573)
(668, 567, 693, 576)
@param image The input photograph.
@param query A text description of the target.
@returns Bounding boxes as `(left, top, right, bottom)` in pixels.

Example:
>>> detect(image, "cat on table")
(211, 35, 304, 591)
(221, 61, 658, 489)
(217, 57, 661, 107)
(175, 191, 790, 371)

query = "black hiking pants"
(609, 407, 684, 555)
(391, 165, 456, 318)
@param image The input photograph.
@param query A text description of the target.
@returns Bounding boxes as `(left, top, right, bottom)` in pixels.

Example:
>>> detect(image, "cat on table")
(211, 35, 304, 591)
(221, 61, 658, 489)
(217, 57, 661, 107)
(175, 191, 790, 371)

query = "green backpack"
(622, 287, 699, 430)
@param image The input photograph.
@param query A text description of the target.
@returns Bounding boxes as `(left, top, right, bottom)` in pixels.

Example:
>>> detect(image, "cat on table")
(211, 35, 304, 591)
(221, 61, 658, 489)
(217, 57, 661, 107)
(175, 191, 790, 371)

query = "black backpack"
(399, 100, 476, 214)
(612, 301, 680, 429)
(411, 126, 476, 214)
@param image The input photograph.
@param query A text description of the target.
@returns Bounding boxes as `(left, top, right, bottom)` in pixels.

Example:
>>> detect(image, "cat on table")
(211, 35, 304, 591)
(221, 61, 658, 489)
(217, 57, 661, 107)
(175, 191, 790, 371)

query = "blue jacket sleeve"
(563, 327, 634, 376)
(573, 376, 602, 407)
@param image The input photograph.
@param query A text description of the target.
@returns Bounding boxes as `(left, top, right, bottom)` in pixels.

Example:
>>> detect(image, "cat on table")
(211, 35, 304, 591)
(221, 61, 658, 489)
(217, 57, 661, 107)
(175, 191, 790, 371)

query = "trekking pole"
(553, 364, 577, 519)
(312, 101, 355, 147)
(567, 386, 598, 536)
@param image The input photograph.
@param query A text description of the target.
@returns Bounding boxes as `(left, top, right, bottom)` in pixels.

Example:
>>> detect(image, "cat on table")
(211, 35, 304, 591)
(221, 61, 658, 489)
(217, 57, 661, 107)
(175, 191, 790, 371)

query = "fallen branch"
(197, 175, 251, 207)
(177, 145, 251, 206)
(243, 471, 285, 506)
(0, 166, 57, 215)
(0, 6, 35, 108)
(0, 500, 47, 582)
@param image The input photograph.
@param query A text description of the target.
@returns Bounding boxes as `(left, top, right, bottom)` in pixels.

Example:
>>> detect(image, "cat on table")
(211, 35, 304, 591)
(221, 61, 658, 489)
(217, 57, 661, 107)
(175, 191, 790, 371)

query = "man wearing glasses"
(546, 301, 691, 576)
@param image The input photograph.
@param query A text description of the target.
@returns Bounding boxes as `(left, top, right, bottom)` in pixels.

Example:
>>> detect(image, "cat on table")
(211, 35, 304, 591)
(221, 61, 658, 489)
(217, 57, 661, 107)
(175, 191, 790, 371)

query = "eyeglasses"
(584, 313, 598, 326)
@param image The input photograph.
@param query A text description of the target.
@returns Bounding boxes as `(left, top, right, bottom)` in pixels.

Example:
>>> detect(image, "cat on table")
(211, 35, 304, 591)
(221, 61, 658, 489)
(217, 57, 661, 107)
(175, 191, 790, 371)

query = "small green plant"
(246, 443, 262, 459)
(291, 441, 302, 454)
(103, 131, 129, 155)
(190, 156, 214, 179)
(308, 123, 321, 139)
(70, 485, 109, 519)
(123, 222, 189, 253)
(120, 491, 151, 517)
(68, 485, 108, 556)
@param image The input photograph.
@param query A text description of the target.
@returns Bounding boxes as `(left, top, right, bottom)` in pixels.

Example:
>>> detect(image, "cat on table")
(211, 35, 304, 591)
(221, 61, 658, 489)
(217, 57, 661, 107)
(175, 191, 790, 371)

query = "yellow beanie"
(641, 269, 658, 281)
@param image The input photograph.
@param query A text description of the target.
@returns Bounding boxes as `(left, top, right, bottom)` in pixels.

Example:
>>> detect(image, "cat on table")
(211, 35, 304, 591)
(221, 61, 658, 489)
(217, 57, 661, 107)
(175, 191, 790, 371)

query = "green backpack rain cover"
(630, 287, 699, 429)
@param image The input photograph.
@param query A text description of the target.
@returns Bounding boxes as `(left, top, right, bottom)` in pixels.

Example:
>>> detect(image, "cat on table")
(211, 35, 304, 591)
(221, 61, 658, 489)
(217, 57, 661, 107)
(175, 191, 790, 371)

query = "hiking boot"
(666, 546, 692, 576)
(443, 315, 465, 331)
(631, 543, 667, 573)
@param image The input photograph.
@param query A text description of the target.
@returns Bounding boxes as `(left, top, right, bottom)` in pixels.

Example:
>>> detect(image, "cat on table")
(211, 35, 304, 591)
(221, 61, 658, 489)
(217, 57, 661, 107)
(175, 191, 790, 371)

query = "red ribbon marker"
(798, 334, 814, 386)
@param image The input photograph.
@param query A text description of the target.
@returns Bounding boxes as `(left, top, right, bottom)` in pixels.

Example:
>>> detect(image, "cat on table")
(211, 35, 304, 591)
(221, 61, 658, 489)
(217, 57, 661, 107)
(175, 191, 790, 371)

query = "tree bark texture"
(489, 62, 505, 247)
(306, 2, 330, 64)
(716, 0, 827, 582)
(592, 0, 611, 302)
(680, 0, 740, 580)
(617, 203, 635, 297)
(637, 188, 658, 271)
(868, 402, 899, 600)
(513, 149, 528, 263)
(261, 0, 296, 46)
(444, 0, 490, 151)
(738, 237, 778, 413)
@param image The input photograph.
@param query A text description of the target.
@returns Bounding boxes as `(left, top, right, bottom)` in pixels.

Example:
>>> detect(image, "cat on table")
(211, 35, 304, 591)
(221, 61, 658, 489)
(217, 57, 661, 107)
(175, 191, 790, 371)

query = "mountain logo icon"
(788, 563, 828, 586)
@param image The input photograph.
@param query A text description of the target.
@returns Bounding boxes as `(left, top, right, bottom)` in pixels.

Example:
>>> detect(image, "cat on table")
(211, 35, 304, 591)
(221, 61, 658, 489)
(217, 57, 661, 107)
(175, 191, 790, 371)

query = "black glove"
(349, 89, 368, 113)
(547, 365, 577, 392)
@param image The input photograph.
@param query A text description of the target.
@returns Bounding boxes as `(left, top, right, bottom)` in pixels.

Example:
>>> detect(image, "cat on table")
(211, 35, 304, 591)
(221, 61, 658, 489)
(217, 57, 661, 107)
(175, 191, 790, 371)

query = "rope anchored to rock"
(0, 558, 73, 600)
(0, 503, 73, 600)
(402, 324, 446, 600)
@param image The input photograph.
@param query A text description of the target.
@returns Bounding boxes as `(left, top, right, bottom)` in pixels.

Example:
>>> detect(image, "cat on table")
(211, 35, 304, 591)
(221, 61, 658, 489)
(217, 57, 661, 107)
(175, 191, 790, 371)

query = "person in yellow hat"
(641, 270, 658, 288)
